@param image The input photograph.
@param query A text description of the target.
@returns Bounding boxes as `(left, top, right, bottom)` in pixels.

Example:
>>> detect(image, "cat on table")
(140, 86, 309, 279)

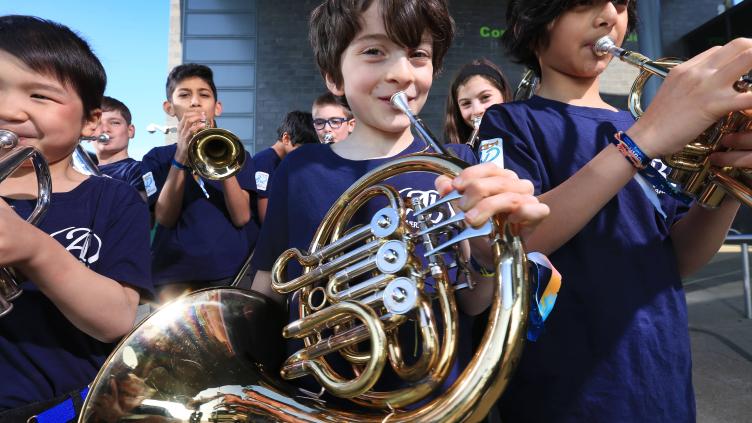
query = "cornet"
(594, 36, 752, 208)
(146, 121, 246, 180)
(467, 115, 482, 148)
(0, 129, 52, 317)
(72, 134, 109, 177)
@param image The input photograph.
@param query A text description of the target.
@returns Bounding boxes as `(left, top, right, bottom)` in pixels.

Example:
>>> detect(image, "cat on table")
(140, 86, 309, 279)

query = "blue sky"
(0, 1, 170, 160)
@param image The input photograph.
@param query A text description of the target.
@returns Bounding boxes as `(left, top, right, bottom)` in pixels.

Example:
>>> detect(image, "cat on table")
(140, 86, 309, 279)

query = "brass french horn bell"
(594, 36, 752, 208)
(0, 129, 52, 317)
(79, 92, 529, 422)
(187, 120, 246, 180)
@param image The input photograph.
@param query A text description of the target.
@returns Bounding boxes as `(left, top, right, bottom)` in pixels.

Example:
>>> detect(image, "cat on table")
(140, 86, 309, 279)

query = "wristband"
(171, 158, 191, 171)
(612, 131, 651, 170)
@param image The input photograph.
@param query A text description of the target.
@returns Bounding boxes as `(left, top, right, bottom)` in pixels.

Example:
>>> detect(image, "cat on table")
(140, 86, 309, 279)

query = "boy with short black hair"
(480, 1, 752, 421)
(254, 110, 318, 222)
(311, 91, 355, 143)
(91, 95, 146, 200)
(0, 15, 152, 419)
(141, 63, 258, 302)
(251, 0, 549, 410)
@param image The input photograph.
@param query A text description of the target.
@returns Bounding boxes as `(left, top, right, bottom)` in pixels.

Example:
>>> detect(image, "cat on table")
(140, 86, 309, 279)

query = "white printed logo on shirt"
(255, 171, 270, 191)
(479, 138, 504, 168)
(50, 227, 102, 265)
(142, 171, 157, 197)
(399, 188, 445, 228)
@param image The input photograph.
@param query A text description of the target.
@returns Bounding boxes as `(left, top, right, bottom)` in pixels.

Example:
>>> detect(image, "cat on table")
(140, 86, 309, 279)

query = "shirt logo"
(399, 188, 445, 227)
(50, 227, 102, 265)
(479, 138, 504, 168)
(255, 171, 270, 191)
(143, 171, 157, 197)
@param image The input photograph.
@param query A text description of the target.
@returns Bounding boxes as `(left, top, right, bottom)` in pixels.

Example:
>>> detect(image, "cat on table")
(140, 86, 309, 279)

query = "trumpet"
(594, 36, 752, 208)
(80, 134, 110, 143)
(146, 122, 246, 180)
(0, 129, 52, 317)
(467, 115, 482, 148)
(72, 134, 108, 176)
(513, 68, 539, 101)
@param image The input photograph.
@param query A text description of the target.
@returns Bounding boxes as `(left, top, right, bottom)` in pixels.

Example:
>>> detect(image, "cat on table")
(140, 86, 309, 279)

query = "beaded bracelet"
(171, 158, 191, 171)
(612, 131, 651, 170)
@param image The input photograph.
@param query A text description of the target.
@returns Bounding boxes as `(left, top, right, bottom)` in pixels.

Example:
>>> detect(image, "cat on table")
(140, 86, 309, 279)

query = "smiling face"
(0, 49, 99, 165)
(325, 1, 434, 140)
(456, 75, 505, 128)
(537, 0, 629, 80)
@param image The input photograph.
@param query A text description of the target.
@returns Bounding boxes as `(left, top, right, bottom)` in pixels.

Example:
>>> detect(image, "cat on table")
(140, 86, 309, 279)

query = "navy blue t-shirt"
(252, 147, 281, 198)
(480, 96, 693, 422)
(98, 157, 145, 192)
(0, 176, 152, 410)
(252, 139, 478, 399)
(141, 143, 259, 286)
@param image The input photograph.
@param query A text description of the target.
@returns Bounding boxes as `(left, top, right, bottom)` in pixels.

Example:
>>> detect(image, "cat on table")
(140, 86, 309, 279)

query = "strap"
(31, 386, 89, 423)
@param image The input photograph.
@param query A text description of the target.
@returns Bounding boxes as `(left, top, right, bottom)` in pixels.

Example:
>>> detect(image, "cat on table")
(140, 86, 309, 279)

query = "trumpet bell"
(188, 128, 246, 180)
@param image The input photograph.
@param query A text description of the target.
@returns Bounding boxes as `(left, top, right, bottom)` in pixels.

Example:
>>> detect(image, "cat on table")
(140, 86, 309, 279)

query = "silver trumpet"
(0, 129, 52, 317)
(323, 133, 334, 144)
(467, 115, 483, 148)
(73, 134, 109, 176)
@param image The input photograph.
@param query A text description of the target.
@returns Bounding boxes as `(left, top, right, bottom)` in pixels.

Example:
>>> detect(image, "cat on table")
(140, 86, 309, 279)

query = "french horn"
(0, 129, 51, 317)
(594, 36, 752, 208)
(79, 92, 530, 422)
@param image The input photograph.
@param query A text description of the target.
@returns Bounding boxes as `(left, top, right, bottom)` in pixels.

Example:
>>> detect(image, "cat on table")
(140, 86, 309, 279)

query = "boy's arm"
(257, 197, 268, 223)
(251, 270, 284, 305)
(153, 111, 208, 228)
(221, 176, 252, 227)
(1, 208, 139, 343)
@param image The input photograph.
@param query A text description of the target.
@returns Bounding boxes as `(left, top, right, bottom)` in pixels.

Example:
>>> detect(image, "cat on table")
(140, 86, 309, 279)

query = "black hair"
(165, 63, 218, 100)
(503, 0, 638, 77)
(312, 92, 353, 120)
(276, 111, 319, 146)
(309, 0, 455, 88)
(0, 15, 106, 118)
(101, 96, 132, 125)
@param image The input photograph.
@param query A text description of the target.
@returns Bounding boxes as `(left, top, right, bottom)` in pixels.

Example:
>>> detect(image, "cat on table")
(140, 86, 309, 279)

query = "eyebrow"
(23, 81, 67, 96)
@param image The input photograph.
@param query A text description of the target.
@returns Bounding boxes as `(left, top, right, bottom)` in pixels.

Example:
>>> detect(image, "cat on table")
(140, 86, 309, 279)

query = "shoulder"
(143, 144, 176, 161)
(446, 143, 477, 165)
(284, 143, 331, 165)
(89, 176, 144, 203)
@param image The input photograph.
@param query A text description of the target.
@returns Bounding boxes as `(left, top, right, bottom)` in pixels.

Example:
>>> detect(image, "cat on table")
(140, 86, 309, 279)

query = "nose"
(594, 1, 618, 29)
(0, 92, 27, 124)
(190, 94, 201, 107)
(470, 101, 485, 118)
(385, 56, 415, 87)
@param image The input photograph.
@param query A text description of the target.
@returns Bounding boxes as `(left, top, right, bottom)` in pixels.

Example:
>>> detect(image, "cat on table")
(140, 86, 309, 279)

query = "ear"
(163, 100, 176, 117)
(281, 132, 291, 145)
(81, 108, 102, 136)
(128, 124, 136, 139)
(325, 73, 345, 96)
(214, 100, 223, 117)
(347, 118, 355, 133)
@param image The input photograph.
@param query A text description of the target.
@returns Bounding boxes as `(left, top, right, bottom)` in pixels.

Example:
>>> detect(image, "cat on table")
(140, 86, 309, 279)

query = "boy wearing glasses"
(254, 111, 318, 222)
(311, 92, 355, 143)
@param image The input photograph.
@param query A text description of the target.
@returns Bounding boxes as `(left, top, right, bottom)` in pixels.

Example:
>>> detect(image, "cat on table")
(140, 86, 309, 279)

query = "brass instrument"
(513, 69, 539, 101)
(147, 122, 246, 180)
(0, 129, 51, 317)
(594, 36, 752, 208)
(79, 92, 529, 422)
(467, 115, 482, 148)
(72, 134, 109, 177)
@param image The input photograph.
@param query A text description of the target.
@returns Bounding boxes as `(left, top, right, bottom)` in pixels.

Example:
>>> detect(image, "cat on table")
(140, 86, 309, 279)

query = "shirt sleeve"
(96, 185, 153, 295)
(140, 147, 168, 209)
(128, 161, 146, 192)
(235, 151, 257, 192)
(480, 105, 546, 195)
(251, 159, 290, 271)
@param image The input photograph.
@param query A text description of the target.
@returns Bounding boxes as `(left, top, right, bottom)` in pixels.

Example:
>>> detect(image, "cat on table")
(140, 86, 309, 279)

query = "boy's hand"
(710, 129, 752, 168)
(628, 37, 752, 159)
(434, 163, 549, 239)
(0, 198, 39, 267)
(174, 110, 209, 163)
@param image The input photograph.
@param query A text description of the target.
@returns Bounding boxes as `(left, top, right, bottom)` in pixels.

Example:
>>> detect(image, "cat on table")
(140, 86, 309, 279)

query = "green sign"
(480, 26, 506, 38)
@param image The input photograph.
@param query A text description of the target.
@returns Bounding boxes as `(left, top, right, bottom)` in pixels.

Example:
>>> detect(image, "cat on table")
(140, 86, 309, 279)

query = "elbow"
(154, 209, 177, 229)
(231, 211, 251, 228)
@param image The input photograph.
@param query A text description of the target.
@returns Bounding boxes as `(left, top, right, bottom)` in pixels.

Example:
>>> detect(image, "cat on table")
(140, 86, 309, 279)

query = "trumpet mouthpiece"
(0, 130, 18, 149)
(323, 133, 334, 143)
(593, 36, 618, 56)
(98, 134, 110, 143)
(472, 116, 482, 129)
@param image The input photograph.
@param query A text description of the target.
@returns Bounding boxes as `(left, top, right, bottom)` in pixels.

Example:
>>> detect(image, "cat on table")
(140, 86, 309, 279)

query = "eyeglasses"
(313, 117, 351, 130)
